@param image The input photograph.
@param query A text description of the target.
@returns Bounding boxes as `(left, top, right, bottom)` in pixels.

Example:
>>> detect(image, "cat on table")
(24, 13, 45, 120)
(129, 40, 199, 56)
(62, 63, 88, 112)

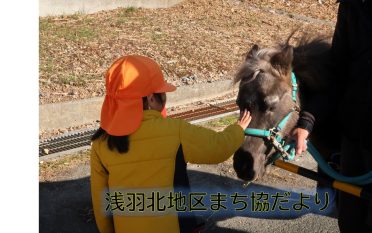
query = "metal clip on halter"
(268, 135, 295, 161)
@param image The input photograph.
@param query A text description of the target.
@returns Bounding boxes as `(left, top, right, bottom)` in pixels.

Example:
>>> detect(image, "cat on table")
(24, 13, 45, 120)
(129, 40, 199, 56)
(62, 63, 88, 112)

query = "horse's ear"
(270, 45, 293, 75)
(246, 44, 260, 60)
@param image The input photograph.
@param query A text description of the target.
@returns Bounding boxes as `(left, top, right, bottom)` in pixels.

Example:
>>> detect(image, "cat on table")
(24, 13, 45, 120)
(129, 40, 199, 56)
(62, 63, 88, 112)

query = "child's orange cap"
(100, 55, 176, 136)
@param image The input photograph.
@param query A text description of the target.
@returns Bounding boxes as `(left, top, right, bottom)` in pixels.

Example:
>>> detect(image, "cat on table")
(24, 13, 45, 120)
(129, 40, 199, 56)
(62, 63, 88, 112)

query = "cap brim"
(100, 97, 143, 136)
(154, 82, 177, 93)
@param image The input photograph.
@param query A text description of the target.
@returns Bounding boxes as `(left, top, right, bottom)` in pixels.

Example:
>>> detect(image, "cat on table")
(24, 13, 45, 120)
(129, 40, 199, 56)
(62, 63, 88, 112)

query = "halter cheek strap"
(291, 72, 298, 103)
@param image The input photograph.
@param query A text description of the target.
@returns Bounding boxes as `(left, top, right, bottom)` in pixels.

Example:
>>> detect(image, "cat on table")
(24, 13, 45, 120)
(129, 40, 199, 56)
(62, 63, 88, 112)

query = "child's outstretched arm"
(180, 110, 251, 164)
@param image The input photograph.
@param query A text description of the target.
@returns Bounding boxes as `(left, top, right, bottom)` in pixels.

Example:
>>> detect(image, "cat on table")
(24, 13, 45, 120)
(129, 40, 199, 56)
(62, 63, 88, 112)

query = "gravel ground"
(39, 116, 339, 233)
(39, 0, 337, 104)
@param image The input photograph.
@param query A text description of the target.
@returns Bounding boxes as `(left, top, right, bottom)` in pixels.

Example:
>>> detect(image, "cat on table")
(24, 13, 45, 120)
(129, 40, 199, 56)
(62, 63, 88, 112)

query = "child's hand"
(237, 110, 252, 130)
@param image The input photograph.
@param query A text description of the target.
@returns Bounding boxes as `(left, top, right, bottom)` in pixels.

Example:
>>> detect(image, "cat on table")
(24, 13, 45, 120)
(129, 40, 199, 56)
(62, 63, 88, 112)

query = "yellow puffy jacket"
(90, 110, 244, 233)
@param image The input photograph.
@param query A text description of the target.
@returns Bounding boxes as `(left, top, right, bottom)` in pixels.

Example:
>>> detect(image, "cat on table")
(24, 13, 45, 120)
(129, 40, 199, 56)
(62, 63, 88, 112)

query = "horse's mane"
(235, 33, 334, 90)
(292, 34, 333, 90)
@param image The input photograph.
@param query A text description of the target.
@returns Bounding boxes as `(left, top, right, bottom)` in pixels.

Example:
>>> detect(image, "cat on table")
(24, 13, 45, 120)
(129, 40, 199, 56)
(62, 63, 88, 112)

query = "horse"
(232, 34, 341, 182)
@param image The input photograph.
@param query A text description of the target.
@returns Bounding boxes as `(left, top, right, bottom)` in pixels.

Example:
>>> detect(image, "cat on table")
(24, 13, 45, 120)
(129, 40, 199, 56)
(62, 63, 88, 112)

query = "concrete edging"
(39, 0, 182, 17)
(39, 79, 238, 131)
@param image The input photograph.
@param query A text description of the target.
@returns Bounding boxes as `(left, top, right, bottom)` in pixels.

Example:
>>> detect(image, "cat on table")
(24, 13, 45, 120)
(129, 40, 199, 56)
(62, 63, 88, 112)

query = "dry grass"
(202, 114, 239, 130)
(39, 0, 337, 104)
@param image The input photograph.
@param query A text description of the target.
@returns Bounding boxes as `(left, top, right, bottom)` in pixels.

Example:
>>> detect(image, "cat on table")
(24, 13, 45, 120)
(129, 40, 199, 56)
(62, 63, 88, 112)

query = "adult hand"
(291, 128, 309, 155)
(237, 110, 252, 130)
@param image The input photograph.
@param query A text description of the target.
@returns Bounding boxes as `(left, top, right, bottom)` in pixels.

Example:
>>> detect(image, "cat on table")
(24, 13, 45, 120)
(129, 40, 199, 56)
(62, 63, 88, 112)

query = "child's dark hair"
(91, 128, 129, 153)
(91, 93, 165, 154)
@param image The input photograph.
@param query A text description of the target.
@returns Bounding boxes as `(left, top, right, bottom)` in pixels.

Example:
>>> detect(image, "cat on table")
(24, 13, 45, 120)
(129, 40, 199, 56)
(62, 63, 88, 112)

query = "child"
(90, 55, 251, 233)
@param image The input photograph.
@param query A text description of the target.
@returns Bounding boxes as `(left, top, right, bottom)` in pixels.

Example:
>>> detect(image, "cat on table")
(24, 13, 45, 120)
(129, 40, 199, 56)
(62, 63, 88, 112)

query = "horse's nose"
(237, 169, 257, 181)
(233, 148, 257, 181)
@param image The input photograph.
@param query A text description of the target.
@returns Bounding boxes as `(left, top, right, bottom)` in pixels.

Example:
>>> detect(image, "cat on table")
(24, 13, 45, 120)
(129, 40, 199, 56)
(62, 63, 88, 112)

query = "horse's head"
(233, 44, 300, 182)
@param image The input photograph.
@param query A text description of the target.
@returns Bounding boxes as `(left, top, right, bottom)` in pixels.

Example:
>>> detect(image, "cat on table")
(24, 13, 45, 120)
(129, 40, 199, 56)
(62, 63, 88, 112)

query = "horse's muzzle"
(233, 148, 258, 181)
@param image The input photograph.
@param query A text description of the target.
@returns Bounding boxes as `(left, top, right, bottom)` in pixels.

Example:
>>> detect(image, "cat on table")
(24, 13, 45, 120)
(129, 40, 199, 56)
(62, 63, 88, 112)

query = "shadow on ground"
(40, 170, 337, 233)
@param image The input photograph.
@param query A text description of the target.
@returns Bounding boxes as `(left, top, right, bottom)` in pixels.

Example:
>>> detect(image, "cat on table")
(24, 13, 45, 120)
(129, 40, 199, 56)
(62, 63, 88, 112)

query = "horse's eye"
(264, 95, 279, 107)
(268, 106, 275, 112)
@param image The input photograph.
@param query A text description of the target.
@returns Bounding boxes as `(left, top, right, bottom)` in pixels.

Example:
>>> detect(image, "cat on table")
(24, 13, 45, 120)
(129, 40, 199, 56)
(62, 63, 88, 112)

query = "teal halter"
(243, 72, 372, 185)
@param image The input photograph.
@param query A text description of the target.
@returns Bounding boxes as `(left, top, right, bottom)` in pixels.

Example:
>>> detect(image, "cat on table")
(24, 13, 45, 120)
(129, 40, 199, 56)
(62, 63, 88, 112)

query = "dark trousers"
(338, 137, 372, 233)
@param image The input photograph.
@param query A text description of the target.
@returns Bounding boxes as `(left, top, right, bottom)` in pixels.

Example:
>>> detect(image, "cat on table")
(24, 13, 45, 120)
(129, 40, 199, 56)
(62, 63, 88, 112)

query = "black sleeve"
(296, 111, 315, 133)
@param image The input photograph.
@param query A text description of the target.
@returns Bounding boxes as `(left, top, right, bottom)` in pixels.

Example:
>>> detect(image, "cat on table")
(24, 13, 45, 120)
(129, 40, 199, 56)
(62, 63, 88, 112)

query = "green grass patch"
(39, 17, 54, 31)
(60, 74, 98, 86)
(115, 7, 137, 26)
(70, 11, 84, 20)
(202, 114, 239, 128)
(40, 15, 97, 42)
(58, 74, 89, 86)
(59, 26, 96, 41)
(124, 6, 137, 14)
(40, 58, 54, 74)
(151, 32, 164, 41)
(41, 24, 97, 41)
